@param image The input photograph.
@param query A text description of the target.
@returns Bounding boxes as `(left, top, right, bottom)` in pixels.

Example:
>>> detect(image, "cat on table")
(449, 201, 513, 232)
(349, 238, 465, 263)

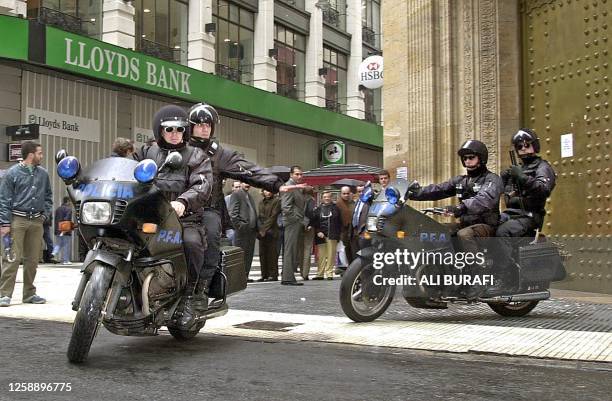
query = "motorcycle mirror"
(55, 149, 68, 165)
(160, 152, 183, 171)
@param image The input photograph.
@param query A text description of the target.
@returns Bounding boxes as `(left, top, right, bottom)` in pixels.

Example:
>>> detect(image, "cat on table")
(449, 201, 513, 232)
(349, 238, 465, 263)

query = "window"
(213, 0, 255, 85)
(323, 46, 348, 113)
(27, 0, 102, 38)
(322, 0, 346, 31)
(275, 25, 306, 100)
(135, 0, 188, 64)
(361, 0, 381, 47)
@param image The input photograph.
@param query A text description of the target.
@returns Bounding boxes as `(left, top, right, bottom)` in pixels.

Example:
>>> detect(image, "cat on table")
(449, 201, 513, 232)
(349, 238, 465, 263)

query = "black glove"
(445, 204, 465, 217)
(510, 165, 528, 186)
(405, 180, 421, 200)
(500, 168, 512, 182)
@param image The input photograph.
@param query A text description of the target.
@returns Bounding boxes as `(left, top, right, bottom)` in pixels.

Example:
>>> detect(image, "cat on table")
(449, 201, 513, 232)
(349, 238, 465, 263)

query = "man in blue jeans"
(53, 197, 73, 265)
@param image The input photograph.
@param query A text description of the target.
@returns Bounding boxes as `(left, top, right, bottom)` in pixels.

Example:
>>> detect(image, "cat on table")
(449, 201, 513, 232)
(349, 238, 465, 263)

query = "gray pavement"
(0, 317, 610, 401)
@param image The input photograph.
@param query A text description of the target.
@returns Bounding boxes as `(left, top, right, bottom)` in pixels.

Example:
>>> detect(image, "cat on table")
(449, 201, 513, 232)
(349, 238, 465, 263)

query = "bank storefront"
(0, 15, 382, 215)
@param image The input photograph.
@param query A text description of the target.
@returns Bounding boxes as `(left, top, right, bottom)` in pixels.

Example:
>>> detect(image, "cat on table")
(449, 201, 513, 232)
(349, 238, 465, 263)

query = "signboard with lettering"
(8, 143, 22, 162)
(25, 108, 100, 142)
(359, 55, 383, 90)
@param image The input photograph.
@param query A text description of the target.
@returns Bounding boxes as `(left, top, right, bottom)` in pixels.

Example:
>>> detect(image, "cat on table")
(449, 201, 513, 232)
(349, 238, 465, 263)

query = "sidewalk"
(0, 265, 611, 363)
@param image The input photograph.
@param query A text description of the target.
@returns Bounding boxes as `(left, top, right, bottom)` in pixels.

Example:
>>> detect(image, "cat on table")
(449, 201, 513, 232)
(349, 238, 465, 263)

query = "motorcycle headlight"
(385, 186, 401, 205)
(81, 202, 112, 224)
(367, 216, 378, 232)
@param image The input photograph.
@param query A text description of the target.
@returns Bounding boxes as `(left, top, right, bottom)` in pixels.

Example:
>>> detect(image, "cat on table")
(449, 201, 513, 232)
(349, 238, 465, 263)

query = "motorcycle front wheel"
(67, 263, 114, 363)
(487, 300, 539, 317)
(339, 257, 395, 322)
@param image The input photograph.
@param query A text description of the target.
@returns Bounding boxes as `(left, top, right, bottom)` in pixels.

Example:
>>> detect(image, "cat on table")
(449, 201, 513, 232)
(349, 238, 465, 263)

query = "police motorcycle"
(339, 179, 567, 322)
(55, 150, 246, 363)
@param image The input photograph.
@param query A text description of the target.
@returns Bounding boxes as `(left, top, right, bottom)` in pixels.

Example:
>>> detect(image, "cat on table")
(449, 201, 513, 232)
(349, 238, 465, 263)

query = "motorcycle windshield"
(67, 157, 147, 205)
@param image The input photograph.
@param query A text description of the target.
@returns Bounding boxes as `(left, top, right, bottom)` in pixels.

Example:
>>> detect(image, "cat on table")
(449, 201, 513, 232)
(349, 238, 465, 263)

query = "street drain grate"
(233, 320, 302, 332)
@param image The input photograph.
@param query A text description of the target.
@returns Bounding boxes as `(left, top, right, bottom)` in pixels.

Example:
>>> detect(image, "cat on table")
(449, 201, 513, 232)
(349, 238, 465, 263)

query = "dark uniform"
(187, 103, 285, 287)
(133, 105, 213, 296)
(408, 140, 503, 252)
(495, 129, 556, 284)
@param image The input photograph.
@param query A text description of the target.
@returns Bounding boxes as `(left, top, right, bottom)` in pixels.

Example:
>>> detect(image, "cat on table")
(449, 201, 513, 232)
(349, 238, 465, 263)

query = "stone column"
(188, 0, 216, 73)
(252, 0, 277, 91)
(304, 0, 326, 107)
(0, 0, 26, 17)
(345, 0, 364, 119)
(383, 0, 521, 183)
(102, 0, 136, 49)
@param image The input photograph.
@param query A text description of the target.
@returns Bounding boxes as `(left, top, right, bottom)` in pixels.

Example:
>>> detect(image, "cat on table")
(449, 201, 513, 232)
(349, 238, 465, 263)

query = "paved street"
(0, 260, 610, 400)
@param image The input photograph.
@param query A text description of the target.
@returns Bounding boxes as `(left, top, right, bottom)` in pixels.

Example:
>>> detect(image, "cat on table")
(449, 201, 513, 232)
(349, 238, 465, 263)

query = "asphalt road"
(0, 317, 610, 401)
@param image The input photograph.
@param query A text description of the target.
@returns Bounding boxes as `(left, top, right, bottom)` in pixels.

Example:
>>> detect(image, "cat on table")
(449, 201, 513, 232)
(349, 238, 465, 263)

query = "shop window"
(27, 0, 102, 38)
(135, 0, 188, 64)
(275, 25, 305, 100)
(213, 1, 255, 85)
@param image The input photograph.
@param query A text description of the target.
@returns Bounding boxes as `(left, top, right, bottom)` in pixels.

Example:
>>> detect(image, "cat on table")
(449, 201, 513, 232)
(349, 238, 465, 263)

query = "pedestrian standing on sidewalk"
(53, 196, 73, 265)
(0, 141, 52, 307)
(312, 191, 342, 280)
(300, 187, 316, 280)
(257, 190, 281, 281)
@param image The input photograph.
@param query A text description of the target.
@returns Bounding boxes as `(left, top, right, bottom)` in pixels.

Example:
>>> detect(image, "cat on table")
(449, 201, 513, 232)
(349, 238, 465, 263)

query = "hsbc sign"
(359, 55, 383, 89)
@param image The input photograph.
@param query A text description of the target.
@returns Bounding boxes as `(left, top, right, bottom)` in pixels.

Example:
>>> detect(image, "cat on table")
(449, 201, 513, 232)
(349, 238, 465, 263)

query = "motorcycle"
(339, 180, 567, 322)
(55, 150, 246, 363)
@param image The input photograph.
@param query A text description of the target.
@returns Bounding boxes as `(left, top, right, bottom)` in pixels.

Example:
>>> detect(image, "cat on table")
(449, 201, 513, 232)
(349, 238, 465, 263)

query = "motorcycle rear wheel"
(67, 263, 114, 363)
(487, 300, 539, 317)
(339, 257, 395, 322)
(168, 321, 205, 341)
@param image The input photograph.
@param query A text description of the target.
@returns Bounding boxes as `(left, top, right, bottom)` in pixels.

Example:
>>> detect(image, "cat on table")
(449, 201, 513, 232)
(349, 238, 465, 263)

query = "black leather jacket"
(133, 143, 212, 218)
(503, 156, 556, 216)
(412, 167, 503, 227)
(191, 140, 285, 211)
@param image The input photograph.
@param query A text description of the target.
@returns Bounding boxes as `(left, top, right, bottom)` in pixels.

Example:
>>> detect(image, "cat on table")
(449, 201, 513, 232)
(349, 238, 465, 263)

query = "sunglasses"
(515, 141, 533, 150)
(164, 126, 186, 133)
(462, 154, 477, 161)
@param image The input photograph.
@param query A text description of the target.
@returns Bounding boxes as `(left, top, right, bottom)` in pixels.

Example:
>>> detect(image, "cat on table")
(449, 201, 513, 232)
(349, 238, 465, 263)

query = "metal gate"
(522, 0, 611, 293)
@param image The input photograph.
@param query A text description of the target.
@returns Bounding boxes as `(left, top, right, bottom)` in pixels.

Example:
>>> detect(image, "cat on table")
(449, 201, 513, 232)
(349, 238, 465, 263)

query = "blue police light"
(385, 186, 401, 205)
(57, 156, 80, 180)
(360, 186, 373, 203)
(134, 159, 158, 183)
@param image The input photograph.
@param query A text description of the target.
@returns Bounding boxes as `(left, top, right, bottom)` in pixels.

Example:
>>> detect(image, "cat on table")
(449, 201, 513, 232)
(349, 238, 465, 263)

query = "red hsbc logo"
(367, 62, 380, 71)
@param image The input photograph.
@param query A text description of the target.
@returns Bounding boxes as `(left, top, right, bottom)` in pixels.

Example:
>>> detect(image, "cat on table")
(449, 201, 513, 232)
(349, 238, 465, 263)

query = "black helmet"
(512, 128, 540, 153)
(188, 103, 220, 137)
(458, 139, 488, 166)
(152, 105, 190, 150)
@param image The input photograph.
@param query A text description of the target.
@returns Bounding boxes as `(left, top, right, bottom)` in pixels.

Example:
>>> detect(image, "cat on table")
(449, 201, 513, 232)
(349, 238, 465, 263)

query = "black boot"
(192, 279, 209, 313)
(178, 284, 198, 329)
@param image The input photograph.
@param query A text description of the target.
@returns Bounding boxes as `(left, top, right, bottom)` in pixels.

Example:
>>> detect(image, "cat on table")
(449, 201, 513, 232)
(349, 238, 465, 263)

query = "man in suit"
(229, 182, 259, 282)
(280, 166, 306, 286)
(258, 190, 281, 281)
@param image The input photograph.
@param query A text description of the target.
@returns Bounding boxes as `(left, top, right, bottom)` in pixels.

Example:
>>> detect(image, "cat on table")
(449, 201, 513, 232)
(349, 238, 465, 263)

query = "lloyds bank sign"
(45, 27, 195, 99)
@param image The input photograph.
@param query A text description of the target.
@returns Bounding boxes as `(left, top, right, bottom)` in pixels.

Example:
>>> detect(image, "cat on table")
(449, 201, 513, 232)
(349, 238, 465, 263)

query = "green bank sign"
(46, 28, 195, 99)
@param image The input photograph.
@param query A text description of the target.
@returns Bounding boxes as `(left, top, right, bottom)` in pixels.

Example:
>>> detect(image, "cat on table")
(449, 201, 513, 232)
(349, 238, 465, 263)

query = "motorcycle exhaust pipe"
(200, 303, 228, 320)
(481, 290, 550, 303)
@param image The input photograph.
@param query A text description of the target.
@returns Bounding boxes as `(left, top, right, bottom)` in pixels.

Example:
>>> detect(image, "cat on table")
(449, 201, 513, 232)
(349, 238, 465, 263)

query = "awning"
(303, 164, 385, 186)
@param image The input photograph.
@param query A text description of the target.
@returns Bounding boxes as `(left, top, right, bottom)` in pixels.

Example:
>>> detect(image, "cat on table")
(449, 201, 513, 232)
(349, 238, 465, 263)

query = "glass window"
(29, 0, 102, 38)
(213, 2, 255, 85)
(274, 24, 306, 101)
(323, 46, 348, 113)
(134, 0, 189, 64)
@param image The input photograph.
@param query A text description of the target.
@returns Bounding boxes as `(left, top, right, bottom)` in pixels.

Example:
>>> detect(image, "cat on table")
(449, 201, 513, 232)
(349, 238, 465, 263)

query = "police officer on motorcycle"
(187, 103, 305, 294)
(493, 128, 556, 289)
(406, 140, 503, 252)
(133, 105, 213, 328)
